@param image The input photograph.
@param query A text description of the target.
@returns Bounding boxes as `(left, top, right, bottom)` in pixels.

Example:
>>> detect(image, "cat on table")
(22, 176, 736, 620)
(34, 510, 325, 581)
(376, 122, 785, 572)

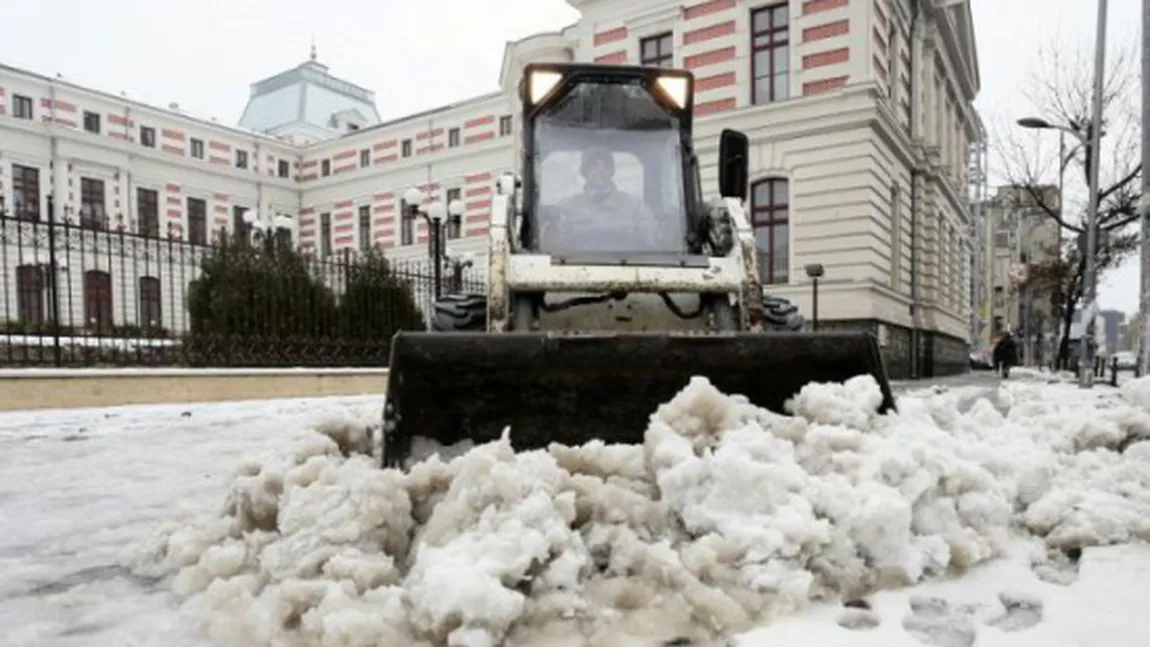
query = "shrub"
(184, 237, 425, 366)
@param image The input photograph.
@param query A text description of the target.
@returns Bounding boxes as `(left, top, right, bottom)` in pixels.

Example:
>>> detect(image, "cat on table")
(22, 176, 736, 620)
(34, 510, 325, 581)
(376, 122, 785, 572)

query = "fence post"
(46, 195, 62, 367)
(1111, 356, 1119, 387)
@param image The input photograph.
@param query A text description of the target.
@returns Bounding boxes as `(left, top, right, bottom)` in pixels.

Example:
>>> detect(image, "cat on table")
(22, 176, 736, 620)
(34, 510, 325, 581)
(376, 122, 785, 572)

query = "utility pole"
(1139, 0, 1150, 376)
(1079, 0, 1108, 388)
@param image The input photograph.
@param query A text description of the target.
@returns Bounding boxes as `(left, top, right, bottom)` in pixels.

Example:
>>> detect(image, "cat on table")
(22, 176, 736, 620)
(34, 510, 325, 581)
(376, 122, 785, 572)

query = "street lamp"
(444, 249, 475, 293)
(403, 187, 425, 212)
(805, 263, 825, 331)
(1015, 117, 1055, 131)
(243, 207, 293, 251)
(423, 199, 447, 300)
(1014, 0, 1107, 388)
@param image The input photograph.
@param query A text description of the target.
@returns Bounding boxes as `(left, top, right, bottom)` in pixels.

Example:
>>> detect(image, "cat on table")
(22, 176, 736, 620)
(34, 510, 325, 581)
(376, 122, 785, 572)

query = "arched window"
(750, 177, 789, 284)
(138, 276, 162, 329)
(83, 270, 113, 332)
(16, 264, 45, 325)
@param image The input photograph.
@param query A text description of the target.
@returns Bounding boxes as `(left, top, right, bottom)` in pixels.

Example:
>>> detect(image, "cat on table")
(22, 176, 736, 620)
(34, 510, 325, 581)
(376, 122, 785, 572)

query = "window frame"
(186, 196, 208, 245)
(749, 177, 790, 285)
(137, 187, 160, 238)
(358, 204, 372, 251)
(190, 138, 205, 159)
(138, 276, 162, 329)
(320, 212, 332, 257)
(83, 111, 101, 134)
(83, 269, 113, 332)
(360, 149, 371, 167)
(750, 3, 791, 105)
(12, 94, 34, 120)
(79, 177, 106, 229)
(233, 205, 251, 242)
(139, 126, 156, 147)
(12, 164, 41, 221)
(278, 159, 290, 178)
(445, 188, 463, 239)
(639, 32, 674, 68)
(400, 201, 415, 246)
(16, 264, 46, 326)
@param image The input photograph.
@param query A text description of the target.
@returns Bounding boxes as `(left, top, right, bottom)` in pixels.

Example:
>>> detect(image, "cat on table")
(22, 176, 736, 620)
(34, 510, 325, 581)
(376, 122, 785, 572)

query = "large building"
(974, 184, 1062, 362)
(0, 0, 981, 378)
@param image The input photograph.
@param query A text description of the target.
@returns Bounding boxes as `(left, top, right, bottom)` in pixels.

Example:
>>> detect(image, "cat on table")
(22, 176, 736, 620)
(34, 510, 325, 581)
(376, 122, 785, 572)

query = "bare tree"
(994, 39, 1143, 366)
(1028, 233, 1138, 367)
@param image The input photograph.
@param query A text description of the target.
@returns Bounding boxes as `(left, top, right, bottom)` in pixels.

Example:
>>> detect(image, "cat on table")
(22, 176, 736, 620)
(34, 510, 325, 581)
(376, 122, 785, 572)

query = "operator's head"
(580, 147, 615, 199)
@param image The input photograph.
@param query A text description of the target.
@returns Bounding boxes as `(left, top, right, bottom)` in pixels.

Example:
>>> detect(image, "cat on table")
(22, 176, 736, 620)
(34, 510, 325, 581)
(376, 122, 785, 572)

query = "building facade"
(974, 184, 1062, 363)
(0, 0, 981, 378)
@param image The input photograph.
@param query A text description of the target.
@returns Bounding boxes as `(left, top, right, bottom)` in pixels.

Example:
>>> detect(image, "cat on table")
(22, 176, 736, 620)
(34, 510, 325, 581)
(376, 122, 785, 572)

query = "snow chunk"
(133, 372, 1150, 646)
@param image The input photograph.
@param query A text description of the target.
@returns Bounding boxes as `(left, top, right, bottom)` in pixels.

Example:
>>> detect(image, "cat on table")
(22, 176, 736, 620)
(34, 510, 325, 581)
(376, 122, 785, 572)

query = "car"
(970, 349, 994, 371)
(1112, 351, 1137, 370)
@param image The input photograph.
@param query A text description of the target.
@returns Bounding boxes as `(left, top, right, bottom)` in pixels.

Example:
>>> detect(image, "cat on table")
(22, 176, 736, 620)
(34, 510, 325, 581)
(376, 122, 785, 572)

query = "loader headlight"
(655, 75, 689, 110)
(528, 70, 564, 105)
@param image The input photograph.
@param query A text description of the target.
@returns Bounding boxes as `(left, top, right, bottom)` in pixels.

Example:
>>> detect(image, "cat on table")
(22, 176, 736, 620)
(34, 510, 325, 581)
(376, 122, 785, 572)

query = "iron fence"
(0, 205, 485, 367)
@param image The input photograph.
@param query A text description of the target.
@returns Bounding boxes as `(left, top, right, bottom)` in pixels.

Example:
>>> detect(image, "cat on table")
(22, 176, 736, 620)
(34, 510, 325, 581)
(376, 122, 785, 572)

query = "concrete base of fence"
(0, 368, 390, 411)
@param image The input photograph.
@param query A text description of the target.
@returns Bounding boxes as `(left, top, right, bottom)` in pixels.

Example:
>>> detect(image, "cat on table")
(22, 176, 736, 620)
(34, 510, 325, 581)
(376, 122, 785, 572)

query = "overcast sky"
(0, 0, 1143, 314)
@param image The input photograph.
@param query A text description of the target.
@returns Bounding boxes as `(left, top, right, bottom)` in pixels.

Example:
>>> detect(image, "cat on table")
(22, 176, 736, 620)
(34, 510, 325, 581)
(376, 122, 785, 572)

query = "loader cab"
(519, 63, 706, 261)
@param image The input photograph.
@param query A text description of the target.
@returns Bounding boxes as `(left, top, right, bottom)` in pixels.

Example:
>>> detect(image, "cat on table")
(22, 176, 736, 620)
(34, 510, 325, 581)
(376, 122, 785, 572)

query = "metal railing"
(0, 205, 484, 367)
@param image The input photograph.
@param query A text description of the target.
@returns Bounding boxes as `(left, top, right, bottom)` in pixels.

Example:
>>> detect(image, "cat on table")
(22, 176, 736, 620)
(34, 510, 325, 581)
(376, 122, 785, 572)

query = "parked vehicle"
(1113, 351, 1137, 370)
(970, 348, 994, 371)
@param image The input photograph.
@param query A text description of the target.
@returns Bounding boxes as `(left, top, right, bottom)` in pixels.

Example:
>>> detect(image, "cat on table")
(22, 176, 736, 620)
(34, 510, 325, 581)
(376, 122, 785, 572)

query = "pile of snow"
(132, 375, 1150, 647)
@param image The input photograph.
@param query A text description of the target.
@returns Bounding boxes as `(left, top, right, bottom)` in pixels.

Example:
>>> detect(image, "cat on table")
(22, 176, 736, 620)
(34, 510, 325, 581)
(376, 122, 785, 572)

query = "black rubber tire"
(430, 293, 488, 331)
(763, 295, 805, 331)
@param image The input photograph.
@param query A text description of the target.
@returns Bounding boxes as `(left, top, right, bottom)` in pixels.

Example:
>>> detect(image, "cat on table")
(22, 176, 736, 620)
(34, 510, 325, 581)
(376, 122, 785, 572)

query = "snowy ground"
(2, 372, 1150, 647)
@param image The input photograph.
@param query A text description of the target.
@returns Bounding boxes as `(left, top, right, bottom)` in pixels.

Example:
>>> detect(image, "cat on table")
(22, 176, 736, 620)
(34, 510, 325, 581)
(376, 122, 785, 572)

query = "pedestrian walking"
(993, 332, 1019, 378)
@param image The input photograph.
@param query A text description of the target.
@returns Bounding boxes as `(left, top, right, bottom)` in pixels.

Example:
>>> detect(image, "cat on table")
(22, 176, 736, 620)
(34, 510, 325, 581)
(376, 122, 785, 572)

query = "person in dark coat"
(993, 332, 1019, 378)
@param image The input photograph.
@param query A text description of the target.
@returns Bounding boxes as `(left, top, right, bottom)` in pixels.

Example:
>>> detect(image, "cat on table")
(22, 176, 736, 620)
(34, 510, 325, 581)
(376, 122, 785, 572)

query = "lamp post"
(1140, 0, 1150, 378)
(419, 198, 448, 300)
(444, 249, 476, 293)
(1016, 0, 1107, 387)
(805, 263, 825, 331)
(243, 207, 293, 252)
(404, 187, 468, 300)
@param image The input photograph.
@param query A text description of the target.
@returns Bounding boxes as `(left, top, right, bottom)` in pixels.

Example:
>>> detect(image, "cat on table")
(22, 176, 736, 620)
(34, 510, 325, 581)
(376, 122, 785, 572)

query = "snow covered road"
(2, 372, 1150, 647)
(0, 395, 381, 646)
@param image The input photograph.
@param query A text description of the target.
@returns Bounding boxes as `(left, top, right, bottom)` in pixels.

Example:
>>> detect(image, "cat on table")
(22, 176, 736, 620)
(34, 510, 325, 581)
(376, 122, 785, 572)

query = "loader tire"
(431, 293, 488, 332)
(763, 295, 805, 332)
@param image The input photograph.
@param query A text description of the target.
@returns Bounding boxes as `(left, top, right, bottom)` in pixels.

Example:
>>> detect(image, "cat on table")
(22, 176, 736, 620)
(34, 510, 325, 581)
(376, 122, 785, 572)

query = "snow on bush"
(132, 375, 1150, 647)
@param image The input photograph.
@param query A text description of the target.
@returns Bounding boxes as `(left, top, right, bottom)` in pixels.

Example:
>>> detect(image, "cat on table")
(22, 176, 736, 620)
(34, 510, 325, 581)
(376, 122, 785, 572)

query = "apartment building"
(0, 0, 981, 378)
(975, 184, 1061, 359)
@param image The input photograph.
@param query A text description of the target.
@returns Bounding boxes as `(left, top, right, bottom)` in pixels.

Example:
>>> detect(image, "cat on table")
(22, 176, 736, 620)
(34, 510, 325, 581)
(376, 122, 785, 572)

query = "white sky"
(0, 0, 1143, 314)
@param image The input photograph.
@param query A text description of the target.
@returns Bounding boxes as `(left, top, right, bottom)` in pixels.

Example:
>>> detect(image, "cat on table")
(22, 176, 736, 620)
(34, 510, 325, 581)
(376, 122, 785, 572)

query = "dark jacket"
(993, 335, 1019, 367)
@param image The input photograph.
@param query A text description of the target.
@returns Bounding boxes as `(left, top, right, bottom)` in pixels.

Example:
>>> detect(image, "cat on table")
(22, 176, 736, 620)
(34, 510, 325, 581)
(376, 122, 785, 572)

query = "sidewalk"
(889, 370, 1003, 392)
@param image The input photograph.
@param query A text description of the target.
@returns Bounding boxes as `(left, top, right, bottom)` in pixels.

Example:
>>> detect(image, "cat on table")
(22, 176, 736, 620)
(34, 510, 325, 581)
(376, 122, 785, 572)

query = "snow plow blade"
(381, 331, 895, 468)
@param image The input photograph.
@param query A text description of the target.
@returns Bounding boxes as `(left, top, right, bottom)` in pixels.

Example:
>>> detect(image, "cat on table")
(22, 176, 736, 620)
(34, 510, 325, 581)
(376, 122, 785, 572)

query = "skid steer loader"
(381, 62, 895, 468)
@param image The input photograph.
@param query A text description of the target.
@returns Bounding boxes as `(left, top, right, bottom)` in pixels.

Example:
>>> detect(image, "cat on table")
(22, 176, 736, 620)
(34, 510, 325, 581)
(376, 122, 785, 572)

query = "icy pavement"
(2, 376, 1150, 646)
(0, 396, 381, 647)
